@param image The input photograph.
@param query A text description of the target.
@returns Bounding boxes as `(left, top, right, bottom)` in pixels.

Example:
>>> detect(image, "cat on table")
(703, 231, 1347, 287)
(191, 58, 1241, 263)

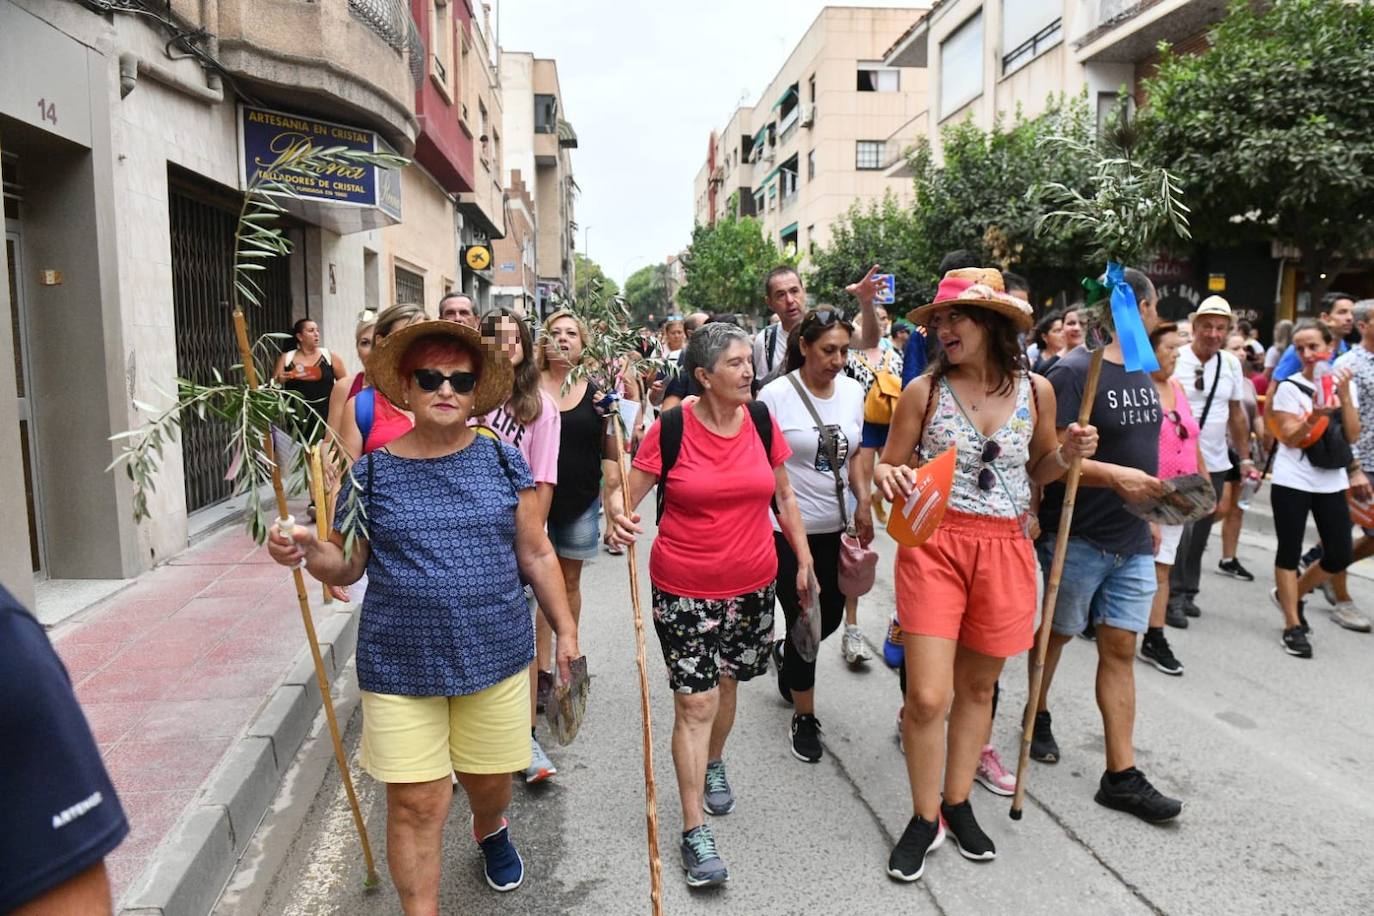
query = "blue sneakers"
(883, 615, 905, 669)
(476, 819, 524, 892)
(681, 824, 729, 887)
(703, 759, 736, 815)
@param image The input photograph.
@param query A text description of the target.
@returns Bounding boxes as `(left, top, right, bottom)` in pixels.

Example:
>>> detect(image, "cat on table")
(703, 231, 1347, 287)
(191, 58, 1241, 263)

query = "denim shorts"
(1036, 538, 1156, 636)
(548, 499, 601, 561)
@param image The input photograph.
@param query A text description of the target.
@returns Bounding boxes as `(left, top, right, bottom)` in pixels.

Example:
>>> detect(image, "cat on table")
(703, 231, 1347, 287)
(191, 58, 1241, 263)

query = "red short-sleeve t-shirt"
(633, 403, 791, 599)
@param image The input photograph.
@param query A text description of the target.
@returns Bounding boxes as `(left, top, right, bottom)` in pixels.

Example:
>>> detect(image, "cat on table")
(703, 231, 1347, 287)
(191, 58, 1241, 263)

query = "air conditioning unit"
(799, 104, 816, 128)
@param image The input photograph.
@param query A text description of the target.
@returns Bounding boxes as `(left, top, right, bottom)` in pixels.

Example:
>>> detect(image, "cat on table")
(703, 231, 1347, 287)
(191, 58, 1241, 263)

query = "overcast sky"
(499, 1, 929, 287)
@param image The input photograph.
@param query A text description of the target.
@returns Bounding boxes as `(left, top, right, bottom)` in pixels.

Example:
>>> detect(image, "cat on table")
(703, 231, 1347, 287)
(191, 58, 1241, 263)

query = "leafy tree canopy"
(573, 252, 619, 302)
(623, 263, 675, 325)
(806, 192, 927, 316)
(679, 216, 793, 319)
(1138, 0, 1374, 304)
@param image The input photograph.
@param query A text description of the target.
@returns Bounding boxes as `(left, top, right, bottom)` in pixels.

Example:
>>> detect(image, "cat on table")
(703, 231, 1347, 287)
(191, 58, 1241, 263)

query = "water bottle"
(1236, 475, 1258, 511)
(1313, 359, 1331, 406)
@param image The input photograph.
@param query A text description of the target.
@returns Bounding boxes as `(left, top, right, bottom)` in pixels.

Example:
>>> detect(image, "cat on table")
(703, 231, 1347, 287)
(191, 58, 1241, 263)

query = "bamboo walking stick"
(1011, 346, 1106, 820)
(609, 411, 663, 916)
(309, 445, 332, 605)
(234, 310, 380, 886)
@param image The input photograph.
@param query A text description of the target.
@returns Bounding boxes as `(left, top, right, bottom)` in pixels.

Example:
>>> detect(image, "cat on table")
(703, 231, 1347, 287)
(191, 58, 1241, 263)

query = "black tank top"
(548, 384, 605, 525)
(284, 351, 337, 422)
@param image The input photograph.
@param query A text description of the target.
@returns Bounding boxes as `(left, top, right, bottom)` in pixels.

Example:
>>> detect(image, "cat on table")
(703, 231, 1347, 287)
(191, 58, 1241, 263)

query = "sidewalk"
(48, 522, 358, 912)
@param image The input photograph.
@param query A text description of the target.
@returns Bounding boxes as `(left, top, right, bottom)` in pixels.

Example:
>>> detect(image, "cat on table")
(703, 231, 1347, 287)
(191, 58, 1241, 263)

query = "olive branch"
(109, 142, 408, 549)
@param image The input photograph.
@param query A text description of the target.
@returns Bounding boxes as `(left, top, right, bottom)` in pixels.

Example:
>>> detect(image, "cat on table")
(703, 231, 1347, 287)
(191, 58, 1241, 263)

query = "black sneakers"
(1030, 709, 1059, 764)
(1094, 767, 1183, 823)
(1165, 603, 1189, 629)
(887, 814, 945, 881)
(1217, 558, 1255, 581)
(772, 640, 792, 705)
(790, 713, 822, 763)
(1138, 629, 1184, 676)
(1282, 625, 1313, 658)
(940, 799, 996, 861)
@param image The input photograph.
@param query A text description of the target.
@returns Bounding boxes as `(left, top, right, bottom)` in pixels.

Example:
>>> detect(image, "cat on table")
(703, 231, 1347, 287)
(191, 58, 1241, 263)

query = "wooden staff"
(1011, 346, 1106, 820)
(309, 445, 332, 605)
(233, 311, 379, 886)
(609, 411, 663, 915)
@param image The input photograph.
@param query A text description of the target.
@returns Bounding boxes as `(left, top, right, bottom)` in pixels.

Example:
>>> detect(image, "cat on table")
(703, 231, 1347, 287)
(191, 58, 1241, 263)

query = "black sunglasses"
(977, 439, 1002, 492)
(1194, 364, 1206, 391)
(1166, 409, 1190, 440)
(413, 369, 478, 394)
(802, 308, 849, 330)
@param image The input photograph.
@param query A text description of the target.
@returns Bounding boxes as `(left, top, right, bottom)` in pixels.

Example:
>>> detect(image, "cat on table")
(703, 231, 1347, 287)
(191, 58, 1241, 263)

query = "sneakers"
(887, 814, 945, 881)
(703, 759, 735, 815)
(524, 736, 556, 784)
(1330, 601, 1373, 632)
(1138, 629, 1184, 676)
(1165, 604, 1189, 629)
(841, 624, 874, 664)
(1217, 557, 1254, 581)
(536, 670, 553, 715)
(1282, 625, 1313, 658)
(680, 824, 728, 888)
(475, 820, 525, 892)
(974, 745, 1016, 797)
(772, 639, 792, 705)
(883, 615, 905, 669)
(1030, 709, 1059, 764)
(1269, 586, 1311, 635)
(790, 713, 823, 763)
(940, 799, 996, 860)
(1320, 579, 1339, 607)
(1094, 768, 1183, 823)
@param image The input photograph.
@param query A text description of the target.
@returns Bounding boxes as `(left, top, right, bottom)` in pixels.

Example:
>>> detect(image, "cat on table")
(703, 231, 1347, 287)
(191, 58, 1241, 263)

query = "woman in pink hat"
(874, 268, 1098, 882)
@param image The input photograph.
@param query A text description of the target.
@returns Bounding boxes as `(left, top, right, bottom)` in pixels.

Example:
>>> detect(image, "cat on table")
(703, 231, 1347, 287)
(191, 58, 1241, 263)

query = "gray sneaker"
(703, 759, 735, 815)
(1320, 580, 1340, 607)
(841, 625, 873, 664)
(680, 824, 728, 887)
(524, 736, 556, 784)
(1330, 601, 1373, 632)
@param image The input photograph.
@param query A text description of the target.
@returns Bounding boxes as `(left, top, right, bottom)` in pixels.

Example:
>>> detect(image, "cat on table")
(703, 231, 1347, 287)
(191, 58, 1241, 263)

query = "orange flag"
(886, 448, 956, 548)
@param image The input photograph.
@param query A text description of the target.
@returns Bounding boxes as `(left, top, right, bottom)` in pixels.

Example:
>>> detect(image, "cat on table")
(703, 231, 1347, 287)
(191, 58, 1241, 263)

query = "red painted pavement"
(50, 526, 333, 904)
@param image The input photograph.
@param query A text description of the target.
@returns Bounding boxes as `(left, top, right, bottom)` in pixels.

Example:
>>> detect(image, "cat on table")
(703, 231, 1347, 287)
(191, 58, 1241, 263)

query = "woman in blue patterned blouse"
(269, 320, 580, 906)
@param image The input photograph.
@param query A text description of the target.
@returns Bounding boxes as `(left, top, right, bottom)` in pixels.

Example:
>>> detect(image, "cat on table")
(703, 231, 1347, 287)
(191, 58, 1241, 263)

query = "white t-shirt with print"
(1172, 346, 1244, 473)
(1270, 377, 1352, 494)
(758, 373, 865, 534)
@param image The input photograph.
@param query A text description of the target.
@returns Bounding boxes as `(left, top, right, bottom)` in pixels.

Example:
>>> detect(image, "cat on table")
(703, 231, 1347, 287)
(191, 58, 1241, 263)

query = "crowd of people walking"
(260, 261, 1373, 910)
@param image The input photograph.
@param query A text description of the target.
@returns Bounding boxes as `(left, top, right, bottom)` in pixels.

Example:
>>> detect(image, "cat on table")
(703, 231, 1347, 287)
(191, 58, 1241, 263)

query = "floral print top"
(920, 374, 1034, 519)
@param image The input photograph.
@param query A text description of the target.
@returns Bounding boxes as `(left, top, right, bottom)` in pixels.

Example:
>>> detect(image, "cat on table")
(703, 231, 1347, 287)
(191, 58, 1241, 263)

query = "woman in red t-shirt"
(609, 322, 812, 889)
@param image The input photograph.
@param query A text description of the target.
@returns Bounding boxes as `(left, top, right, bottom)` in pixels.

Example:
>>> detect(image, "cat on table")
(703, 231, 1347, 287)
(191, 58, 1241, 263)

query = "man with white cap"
(1168, 295, 1256, 628)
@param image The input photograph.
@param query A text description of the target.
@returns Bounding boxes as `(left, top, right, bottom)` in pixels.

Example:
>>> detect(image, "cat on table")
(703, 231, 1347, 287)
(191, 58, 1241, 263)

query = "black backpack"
(1281, 377, 1353, 470)
(655, 401, 774, 522)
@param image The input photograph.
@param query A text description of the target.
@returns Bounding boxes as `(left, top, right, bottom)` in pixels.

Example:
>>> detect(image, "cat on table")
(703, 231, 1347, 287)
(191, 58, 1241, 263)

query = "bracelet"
(1053, 446, 1072, 470)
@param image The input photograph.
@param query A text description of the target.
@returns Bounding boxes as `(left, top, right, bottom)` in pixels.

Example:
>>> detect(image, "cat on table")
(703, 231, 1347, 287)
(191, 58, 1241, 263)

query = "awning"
(557, 118, 578, 149)
(772, 84, 799, 109)
(758, 162, 782, 187)
(753, 126, 768, 150)
(780, 222, 798, 237)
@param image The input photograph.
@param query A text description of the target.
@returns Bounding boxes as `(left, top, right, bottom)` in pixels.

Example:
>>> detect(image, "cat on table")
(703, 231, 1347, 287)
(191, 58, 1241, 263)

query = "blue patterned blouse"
(335, 435, 535, 696)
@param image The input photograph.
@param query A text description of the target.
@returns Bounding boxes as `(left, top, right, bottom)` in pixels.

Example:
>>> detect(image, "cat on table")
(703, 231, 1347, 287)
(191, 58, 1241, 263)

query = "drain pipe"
(119, 52, 224, 104)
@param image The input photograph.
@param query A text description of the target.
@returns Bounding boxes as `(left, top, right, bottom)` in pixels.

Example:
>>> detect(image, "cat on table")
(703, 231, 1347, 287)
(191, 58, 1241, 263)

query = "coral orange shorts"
(894, 510, 1036, 658)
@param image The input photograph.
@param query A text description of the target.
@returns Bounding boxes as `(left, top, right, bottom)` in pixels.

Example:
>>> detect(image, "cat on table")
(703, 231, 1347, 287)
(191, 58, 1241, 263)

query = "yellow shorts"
(359, 669, 531, 782)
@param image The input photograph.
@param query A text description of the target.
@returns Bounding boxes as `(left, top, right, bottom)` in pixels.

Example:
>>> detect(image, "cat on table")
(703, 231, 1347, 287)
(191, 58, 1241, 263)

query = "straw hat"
(907, 268, 1034, 332)
(367, 319, 513, 416)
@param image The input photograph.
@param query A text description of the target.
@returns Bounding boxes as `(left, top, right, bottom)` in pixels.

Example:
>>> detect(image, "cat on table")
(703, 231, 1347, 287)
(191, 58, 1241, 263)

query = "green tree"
(679, 216, 792, 319)
(908, 94, 1098, 303)
(623, 263, 674, 324)
(1138, 0, 1374, 308)
(573, 252, 619, 302)
(807, 192, 927, 316)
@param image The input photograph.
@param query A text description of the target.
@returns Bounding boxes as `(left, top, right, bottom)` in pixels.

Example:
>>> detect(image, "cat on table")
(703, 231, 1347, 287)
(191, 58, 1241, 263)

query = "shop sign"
(465, 246, 493, 271)
(238, 105, 401, 218)
(1208, 273, 1227, 292)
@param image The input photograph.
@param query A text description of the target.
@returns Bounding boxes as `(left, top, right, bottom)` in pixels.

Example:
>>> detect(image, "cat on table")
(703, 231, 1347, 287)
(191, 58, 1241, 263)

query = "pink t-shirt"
(633, 403, 791, 599)
(1158, 378, 1201, 480)
(479, 390, 561, 486)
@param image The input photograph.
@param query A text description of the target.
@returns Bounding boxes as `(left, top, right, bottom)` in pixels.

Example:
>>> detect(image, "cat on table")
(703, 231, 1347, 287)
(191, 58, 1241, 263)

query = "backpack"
(1277, 377, 1353, 470)
(755, 324, 787, 391)
(859, 352, 904, 426)
(354, 387, 376, 446)
(655, 401, 774, 522)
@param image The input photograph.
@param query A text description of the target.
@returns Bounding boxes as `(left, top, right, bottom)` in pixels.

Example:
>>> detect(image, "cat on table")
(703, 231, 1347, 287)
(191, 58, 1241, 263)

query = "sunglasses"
(1193, 365, 1206, 391)
(1166, 409, 1190, 440)
(413, 369, 478, 394)
(977, 439, 1002, 492)
(802, 308, 849, 331)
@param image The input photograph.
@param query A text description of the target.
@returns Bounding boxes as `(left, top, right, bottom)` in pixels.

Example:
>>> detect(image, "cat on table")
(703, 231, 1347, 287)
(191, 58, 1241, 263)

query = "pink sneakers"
(975, 744, 1016, 797)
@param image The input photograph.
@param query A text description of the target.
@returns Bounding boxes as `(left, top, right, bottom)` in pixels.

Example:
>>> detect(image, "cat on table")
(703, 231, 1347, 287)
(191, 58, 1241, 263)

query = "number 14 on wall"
(37, 98, 57, 125)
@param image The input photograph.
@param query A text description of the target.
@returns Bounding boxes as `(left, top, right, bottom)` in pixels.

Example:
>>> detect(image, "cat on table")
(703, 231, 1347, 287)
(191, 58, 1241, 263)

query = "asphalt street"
(216, 516, 1374, 916)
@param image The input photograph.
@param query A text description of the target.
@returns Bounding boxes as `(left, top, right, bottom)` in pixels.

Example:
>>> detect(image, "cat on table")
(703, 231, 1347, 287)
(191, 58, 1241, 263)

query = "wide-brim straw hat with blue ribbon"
(907, 268, 1035, 332)
(368, 319, 513, 416)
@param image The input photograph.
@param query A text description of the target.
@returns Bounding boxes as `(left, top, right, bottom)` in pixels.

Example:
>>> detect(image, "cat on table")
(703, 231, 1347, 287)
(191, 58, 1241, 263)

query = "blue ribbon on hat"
(1105, 261, 1159, 373)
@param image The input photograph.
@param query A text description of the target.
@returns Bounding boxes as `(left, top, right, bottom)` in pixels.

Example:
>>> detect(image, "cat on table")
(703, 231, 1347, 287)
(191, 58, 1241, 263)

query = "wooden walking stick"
(234, 311, 380, 886)
(1010, 346, 1105, 820)
(609, 411, 663, 916)
(309, 444, 332, 605)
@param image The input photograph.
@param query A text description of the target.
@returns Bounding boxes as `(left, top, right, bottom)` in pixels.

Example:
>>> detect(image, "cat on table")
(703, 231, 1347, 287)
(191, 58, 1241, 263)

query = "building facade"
(692, 7, 930, 264)
(500, 51, 578, 314)
(0, 0, 428, 608)
(491, 169, 538, 314)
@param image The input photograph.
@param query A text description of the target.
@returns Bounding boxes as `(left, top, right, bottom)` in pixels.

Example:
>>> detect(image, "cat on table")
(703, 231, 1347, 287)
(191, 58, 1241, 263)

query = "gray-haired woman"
(610, 322, 812, 889)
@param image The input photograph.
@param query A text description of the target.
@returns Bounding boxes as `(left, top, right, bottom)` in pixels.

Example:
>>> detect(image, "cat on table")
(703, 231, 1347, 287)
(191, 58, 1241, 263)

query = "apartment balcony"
(193, 0, 422, 153)
(1073, 0, 1228, 64)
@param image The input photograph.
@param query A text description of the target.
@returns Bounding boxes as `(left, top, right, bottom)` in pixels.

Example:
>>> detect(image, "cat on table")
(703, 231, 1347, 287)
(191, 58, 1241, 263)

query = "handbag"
(785, 374, 878, 597)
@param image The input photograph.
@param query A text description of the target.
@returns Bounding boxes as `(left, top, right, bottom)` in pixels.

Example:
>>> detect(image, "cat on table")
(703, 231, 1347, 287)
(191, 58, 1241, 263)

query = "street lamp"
(583, 225, 592, 261)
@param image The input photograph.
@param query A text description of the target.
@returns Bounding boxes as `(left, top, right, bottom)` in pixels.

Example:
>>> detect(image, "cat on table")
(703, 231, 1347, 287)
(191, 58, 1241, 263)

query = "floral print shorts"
(650, 584, 776, 694)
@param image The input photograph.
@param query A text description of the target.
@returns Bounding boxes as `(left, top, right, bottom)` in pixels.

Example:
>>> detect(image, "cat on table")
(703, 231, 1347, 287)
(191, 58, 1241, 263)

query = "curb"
(118, 604, 360, 916)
